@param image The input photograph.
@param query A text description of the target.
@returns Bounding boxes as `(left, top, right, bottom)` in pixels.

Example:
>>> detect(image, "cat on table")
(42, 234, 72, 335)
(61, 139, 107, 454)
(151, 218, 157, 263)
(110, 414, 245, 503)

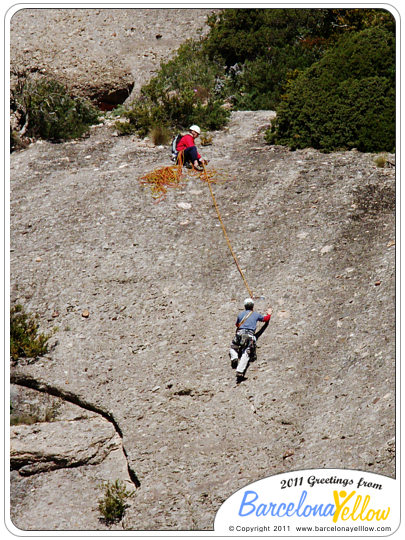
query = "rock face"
(9, 8, 395, 534)
(10, 7, 218, 104)
(11, 408, 120, 476)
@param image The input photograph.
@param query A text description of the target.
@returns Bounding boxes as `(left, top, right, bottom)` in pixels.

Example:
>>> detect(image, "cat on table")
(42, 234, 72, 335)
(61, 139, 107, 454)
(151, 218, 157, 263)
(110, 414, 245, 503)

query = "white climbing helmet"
(189, 125, 201, 134)
(244, 297, 254, 309)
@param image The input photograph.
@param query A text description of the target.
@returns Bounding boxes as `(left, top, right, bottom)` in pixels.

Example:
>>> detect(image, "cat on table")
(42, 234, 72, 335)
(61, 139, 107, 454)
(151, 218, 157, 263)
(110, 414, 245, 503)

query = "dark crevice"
(10, 371, 141, 488)
(13, 455, 106, 476)
(92, 83, 134, 111)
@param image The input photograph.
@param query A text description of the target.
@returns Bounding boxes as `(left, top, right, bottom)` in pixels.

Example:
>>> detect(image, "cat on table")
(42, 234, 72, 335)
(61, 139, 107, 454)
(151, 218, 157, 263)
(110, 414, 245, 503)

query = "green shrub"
(150, 124, 171, 145)
(193, 97, 231, 130)
(115, 101, 164, 138)
(202, 8, 339, 110)
(204, 9, 332, 64)
(144, 39, 223, 102)
(116, 39, 230, 137)
(117, 92, 230, 138)
(10, 304, 51, 362)
(374, 154, 388, 167)
(98, 480, 134, 524)
(15, 77, 99, 141)
(226, 46, 321, 111)
(10, 401, 61, 426)
(266, 27, 395, 152)
(204, 8, 394, 65)
(202, 8, 395, 112)
(10, 130, 28, 152)
(114, 119, 137, 136)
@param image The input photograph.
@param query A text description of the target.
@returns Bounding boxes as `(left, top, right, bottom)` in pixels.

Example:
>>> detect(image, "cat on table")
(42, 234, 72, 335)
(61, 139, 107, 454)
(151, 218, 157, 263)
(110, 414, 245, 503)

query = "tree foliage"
(10, 304, 51, 362)
(111, 8, 396, 153)
(11, 77, 99, 143)
(201, 7, 395, 114)
(266, 26, 395, 152)
(204, 8, 337, 65)
(98, 480, 134, 524)
(116, 40, 230, 137)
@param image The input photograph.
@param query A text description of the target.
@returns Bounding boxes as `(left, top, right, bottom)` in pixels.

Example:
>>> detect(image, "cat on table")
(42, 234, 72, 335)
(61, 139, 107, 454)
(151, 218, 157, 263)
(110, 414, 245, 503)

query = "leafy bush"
(13, 77, 99, 141)
(266, 27, 395, 152)
(10, 400, 61, 426)
(115, 8, 395, 135)
(146, 40, 221, 98)
(204, 9, 335, 65)
(10, 304, 51, 362)
(116, 92, 230, 138)
(204, 8, 394, 65)
(10, 130, 28, 152)
(225, 45, 321, 111)
(150, 124, 171, 145)
(98, 480, 134, 524)
(202, 8, 340, 110)
(202, 8, 394, 111)
(115, 40, 230, 137)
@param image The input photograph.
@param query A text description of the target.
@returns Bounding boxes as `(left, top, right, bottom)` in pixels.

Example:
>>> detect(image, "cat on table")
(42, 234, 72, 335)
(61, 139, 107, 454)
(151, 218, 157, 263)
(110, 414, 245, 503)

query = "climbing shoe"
(236, 373, 245, 384)
(231, 358, 238, 369)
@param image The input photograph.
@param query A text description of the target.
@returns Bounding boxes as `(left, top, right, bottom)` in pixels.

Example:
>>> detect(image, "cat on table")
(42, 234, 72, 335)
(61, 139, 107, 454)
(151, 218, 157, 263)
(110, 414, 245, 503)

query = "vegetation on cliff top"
(10, 8, 395, 153)
(11, 77, 99, 150)
(116, 7, 394, 153)
(265, 26, 395, 152)
(10, 304, 51, 363)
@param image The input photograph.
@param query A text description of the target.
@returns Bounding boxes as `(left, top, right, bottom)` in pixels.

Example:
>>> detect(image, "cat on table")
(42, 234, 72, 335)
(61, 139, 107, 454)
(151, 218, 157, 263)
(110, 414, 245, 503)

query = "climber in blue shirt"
(229, 298, 273, 383)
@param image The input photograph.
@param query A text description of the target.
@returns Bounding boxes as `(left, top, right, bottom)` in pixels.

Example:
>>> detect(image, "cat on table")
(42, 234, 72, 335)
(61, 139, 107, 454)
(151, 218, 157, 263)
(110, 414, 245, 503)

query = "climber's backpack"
(170, 133, 183, 161)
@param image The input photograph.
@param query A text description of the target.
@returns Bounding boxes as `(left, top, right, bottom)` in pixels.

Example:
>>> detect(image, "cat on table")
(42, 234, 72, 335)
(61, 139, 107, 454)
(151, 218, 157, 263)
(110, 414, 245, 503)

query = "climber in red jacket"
(176, 125, 207, 170)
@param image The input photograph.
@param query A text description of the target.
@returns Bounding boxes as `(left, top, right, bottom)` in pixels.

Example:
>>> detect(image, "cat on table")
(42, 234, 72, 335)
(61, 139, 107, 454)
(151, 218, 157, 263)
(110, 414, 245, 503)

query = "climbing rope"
(139, 155, 255, 297)
(201, 162, 255, 299)
(139, 152, 226, 201)
(138, 152, 186, 202)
